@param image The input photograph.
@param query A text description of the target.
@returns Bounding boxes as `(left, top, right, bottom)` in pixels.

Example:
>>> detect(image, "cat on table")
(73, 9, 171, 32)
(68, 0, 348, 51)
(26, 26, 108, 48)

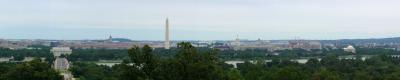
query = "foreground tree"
(121, 42, 226, 80)
(63, 43, 400, 80)
(70, 62, 118, 80)
(120, 45, 160, 80)
(164, 42, 225, 80)
(3, 58, 63, 80)
(311, 68, 340, 80)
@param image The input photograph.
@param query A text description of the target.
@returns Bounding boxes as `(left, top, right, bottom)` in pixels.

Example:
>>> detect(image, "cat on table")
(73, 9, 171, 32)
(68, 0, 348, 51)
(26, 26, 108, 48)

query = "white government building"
(51, 47, 72, 57)
(54, 58, 70, 71)
(51, 47, 73, 80)
(344, 45, 356, 53)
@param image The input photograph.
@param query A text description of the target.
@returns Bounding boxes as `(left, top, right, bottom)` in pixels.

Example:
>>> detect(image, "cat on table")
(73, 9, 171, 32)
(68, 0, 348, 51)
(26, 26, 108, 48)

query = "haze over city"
(1, 0, 400, 40)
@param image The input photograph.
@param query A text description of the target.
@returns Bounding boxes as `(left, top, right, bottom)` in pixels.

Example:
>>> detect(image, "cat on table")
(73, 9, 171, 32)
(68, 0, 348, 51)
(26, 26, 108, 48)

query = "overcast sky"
(0, 0, 400, 40)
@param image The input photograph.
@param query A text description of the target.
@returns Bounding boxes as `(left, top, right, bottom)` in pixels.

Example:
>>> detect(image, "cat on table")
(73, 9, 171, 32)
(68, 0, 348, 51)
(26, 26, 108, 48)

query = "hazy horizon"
(1, 0, 400, 40)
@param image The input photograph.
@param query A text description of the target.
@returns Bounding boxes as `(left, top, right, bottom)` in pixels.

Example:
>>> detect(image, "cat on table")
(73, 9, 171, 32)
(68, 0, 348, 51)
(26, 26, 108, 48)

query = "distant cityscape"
(2, 18, 400, 51)
(1, 17, 396, 52)
(2, 36, 400, 51)
(1, 19, 400, 80)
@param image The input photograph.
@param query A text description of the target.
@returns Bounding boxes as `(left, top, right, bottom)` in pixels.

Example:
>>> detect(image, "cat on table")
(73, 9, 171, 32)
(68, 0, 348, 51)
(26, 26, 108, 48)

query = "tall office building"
(165, 18, 170, 49)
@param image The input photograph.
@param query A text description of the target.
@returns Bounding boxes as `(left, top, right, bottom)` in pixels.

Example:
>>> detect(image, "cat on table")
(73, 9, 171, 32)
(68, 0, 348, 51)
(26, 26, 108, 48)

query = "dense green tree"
(2, 58, 63, 80)
(0, 63, 16, 79)
(119, 45, 161, 80)
(13, 55, 24, 61)
(272, 66, 309, 80)
(5, 43, 400, 80)
(165, 42, 225, 80)
(117, 42, 227, 80)
(70, 62, 118, 80)
(353, 70, 372, 80)
(226, 69, 244, 80)
(68, 49, 128, 61)
(243, 65, 264, 80)
(311, 68, 340, 80)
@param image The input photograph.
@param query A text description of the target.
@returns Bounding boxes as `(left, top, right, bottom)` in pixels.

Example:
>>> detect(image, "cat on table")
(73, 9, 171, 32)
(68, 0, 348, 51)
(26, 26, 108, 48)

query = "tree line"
(1, 44, 399, 62)
(0, 59, 63, 80)
(2, 42, 400, 80)
(69, 42, 400, 80)
(71, 42, 229, 80)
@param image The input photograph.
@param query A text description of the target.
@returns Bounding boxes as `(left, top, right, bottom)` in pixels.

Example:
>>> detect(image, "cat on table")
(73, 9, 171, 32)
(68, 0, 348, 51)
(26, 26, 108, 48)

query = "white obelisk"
(165, 18, 170, 49)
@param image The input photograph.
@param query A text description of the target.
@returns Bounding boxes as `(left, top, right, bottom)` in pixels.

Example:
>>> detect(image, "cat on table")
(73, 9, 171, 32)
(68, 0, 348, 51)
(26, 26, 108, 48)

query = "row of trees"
(69, 42, 400, 80)
(71, 42, 232, 80)
(69, 62, 117, 80)
(2, 44, 398, 62)
(0, 47, 54, 61)
(68, 49, 128, 61)
(67, 47, 400, 61)
(0, 59, 63, 80)
(2, 43, 400, 80)
(235, 54, 400, 80)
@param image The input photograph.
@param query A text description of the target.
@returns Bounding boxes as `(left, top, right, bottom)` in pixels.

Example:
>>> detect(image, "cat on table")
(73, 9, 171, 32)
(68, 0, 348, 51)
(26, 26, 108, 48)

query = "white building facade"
(51, 47, 72, 57)
(54, 58, 70, 71)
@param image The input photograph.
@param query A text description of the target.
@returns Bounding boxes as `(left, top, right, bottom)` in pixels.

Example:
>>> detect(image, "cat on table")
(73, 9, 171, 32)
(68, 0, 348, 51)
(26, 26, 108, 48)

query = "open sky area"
(1, 0, 400, 40)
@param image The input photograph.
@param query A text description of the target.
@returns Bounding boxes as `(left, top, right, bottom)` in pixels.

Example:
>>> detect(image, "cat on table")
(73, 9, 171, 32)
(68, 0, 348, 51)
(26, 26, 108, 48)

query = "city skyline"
(1, 0, 400, 40)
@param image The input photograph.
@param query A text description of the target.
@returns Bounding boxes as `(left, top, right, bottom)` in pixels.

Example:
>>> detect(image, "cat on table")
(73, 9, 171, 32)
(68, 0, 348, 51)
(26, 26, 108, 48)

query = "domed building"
(343, 45, 356, 53)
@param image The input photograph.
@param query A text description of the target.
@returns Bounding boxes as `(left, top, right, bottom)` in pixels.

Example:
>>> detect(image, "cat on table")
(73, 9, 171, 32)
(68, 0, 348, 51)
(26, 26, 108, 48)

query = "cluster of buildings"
(3, 18, 400, 53)
(0, 39, 49, 49)
(0, 19, 348, 52)
(212, 36, 322, 51)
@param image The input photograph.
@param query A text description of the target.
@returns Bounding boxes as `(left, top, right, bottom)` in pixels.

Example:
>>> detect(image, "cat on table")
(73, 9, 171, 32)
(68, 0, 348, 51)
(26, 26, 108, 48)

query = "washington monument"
(165, 18, 170, 49)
